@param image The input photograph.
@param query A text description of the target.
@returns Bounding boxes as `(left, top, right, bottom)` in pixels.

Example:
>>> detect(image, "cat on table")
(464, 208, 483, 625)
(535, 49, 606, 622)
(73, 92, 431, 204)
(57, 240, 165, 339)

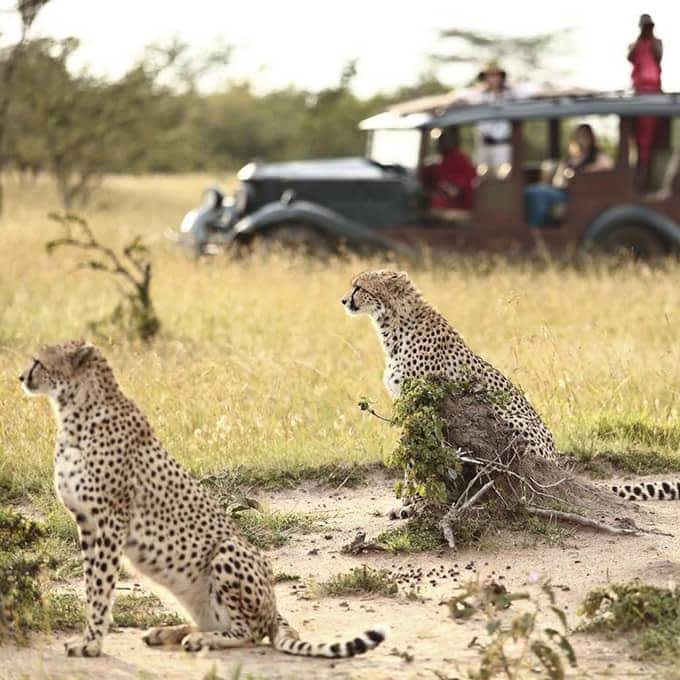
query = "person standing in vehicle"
(628, 13, 662, 189)
(470, 62, 513, 173)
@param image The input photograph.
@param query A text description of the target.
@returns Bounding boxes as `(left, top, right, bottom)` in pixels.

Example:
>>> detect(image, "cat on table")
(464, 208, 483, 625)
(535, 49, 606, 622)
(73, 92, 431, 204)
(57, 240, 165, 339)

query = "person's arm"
(585, 154, 614, 172)
(627, 40, 637, 63)
(653, 38, 663, 63)
(552, 161, 569, 188)
(439, 182, 461, 199)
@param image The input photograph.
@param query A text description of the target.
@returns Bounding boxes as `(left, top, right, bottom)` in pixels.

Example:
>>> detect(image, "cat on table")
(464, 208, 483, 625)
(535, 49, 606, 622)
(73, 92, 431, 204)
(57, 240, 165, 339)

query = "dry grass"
(1, 173, 679, 503)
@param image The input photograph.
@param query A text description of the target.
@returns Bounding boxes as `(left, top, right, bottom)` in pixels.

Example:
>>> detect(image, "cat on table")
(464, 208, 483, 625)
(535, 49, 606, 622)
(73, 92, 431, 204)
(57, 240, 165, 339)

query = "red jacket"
(631, 38, 662, 92)
(421, 149, 476, 210)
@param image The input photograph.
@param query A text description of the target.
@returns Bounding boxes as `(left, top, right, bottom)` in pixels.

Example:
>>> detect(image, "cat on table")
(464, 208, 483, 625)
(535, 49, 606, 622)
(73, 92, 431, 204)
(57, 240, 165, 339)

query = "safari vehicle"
(174, 92, 680, 256)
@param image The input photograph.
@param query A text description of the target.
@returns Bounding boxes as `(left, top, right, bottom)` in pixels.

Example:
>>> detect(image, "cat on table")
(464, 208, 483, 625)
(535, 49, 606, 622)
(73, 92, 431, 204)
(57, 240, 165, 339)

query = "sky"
(2, 0, 680, 97)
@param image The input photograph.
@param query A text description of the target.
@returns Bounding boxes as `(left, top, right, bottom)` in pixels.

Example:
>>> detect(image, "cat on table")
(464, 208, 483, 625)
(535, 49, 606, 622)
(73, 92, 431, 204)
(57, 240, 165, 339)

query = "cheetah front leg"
(65, 519, 125, 657)
(388, 460, 416, 520)
(73, 512, 98, 616)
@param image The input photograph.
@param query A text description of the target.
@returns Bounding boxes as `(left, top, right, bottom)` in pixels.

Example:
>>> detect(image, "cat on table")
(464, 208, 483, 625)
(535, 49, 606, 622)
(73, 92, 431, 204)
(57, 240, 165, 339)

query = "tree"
(8, 39, 159, 207)
(0, 0, 50, 215)
(6, 35, 235, 202)
(432, 28, 571, 84)
(142, 35, 232, 94)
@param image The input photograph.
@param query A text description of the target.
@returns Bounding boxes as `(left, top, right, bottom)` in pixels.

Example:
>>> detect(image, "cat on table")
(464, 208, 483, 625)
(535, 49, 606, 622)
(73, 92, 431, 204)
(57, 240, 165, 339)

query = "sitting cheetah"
(20, 341, 386, 658)
(341, 269, 557, 518)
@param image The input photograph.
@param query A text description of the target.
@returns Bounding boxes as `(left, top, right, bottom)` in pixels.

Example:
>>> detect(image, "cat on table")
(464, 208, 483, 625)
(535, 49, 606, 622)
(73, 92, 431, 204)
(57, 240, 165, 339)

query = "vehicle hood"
(239, 157, 395, 181)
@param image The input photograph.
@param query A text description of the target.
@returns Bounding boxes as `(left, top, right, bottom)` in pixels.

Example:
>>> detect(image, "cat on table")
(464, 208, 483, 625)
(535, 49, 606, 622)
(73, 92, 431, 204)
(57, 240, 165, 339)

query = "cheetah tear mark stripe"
(611, 481, 680, 501)
(274, 625, 387, 658)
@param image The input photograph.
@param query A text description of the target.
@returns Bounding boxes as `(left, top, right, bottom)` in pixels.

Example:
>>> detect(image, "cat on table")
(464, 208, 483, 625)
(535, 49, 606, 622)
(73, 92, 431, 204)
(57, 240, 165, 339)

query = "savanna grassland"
(2, 174, 680, 679)
(1, 172, 679, 507)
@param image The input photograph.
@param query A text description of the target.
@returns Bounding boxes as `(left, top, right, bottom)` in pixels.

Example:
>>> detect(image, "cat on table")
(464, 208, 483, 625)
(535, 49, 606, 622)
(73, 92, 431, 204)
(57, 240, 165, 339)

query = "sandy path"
(2, 472, 679, 679)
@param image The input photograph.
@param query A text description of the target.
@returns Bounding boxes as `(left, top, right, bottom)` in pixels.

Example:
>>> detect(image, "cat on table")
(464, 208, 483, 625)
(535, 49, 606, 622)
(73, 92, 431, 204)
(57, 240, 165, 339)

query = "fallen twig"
(526, 506, 641, 536)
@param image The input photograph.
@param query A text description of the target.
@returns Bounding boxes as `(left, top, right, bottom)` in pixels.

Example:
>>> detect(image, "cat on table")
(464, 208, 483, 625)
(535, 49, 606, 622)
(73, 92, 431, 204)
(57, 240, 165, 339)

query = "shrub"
(0, 507, 49, 640)
(580, 581, 680, 660)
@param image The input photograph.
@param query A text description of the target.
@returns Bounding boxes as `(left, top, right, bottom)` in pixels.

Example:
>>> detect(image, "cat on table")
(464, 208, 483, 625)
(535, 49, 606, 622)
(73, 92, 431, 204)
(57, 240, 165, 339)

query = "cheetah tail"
(612, 481, 680, 501)
(272, 624, 387, 658)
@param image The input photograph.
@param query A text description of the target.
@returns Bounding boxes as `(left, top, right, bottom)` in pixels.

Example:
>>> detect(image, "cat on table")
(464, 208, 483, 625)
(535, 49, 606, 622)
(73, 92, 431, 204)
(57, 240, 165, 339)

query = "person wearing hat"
(470, 61, 513, 173)
(628, 13, 663, 188)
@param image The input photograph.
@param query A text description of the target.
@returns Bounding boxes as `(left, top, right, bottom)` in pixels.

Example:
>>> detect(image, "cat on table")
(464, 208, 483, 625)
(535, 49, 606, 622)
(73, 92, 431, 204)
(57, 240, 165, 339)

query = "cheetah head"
(341, 269, 420, 318)
(19, 341, 98, 398)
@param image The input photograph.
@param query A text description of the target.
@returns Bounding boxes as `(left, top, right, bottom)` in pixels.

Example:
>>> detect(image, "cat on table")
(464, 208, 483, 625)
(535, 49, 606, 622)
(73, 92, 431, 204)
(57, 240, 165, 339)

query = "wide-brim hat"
(478, 60, 507, 81)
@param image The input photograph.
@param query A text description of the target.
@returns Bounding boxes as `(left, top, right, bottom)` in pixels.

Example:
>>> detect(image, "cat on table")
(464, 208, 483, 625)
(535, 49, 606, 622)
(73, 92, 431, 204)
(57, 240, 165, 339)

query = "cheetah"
(341, 269, 558, 519)
(20, 341, 386, 658)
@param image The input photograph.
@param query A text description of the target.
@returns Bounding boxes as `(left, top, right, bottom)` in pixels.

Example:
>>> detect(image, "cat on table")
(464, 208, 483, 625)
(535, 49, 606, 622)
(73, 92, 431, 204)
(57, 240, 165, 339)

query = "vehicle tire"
(252, 223, 337, 256)
(597, 224, 667, 258)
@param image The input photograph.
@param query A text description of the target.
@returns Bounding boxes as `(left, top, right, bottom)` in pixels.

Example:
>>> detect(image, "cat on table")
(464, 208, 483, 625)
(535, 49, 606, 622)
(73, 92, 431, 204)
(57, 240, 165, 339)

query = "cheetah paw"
(388, 506, 412, 520)
(64, 637, 102, 657)
(181, 632, 204, 652)
(143, 625, 192, 646)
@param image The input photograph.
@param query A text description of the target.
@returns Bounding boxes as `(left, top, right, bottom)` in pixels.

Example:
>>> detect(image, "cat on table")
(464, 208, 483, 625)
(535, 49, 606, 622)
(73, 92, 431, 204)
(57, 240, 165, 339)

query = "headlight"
(237, 162, 257, 181)
(180, 209, 199, 233)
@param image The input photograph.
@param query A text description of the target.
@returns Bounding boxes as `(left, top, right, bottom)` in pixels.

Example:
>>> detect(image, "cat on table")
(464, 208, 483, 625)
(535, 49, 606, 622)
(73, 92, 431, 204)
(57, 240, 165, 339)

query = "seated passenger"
(421, 127, 476, 211)
(525, 124, 612, 227)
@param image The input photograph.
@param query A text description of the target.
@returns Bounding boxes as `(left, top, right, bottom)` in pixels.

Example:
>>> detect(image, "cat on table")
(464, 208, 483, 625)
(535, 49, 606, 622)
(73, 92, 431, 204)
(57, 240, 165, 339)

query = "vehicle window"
(367, 129, 422, 169)
(523, 120, 550, 162)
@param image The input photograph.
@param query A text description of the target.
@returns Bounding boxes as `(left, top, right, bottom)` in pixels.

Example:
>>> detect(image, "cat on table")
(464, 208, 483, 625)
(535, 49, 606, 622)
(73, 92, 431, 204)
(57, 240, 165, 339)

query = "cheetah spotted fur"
(342, 269, 558, 519)
(20, 341, 386, 658)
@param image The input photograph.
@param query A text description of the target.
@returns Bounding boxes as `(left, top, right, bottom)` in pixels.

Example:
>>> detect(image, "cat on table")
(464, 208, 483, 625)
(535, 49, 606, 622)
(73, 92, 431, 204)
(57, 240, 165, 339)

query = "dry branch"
(46, 213, 160, 340)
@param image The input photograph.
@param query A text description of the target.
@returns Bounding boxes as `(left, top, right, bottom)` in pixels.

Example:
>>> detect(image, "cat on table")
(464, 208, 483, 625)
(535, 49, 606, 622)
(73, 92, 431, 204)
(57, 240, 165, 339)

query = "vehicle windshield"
(366, 129, 421, 169)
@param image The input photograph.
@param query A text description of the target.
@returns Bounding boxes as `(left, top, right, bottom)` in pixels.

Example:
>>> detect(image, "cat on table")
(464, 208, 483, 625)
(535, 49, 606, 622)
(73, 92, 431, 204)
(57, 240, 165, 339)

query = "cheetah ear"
(389, 271, 411, 292)
(71, 344, 95, 370)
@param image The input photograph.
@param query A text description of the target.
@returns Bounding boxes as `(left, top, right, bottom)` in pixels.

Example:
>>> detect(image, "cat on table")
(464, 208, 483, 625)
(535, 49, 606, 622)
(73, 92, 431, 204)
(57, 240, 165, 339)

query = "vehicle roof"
(359, 92, 680, 131)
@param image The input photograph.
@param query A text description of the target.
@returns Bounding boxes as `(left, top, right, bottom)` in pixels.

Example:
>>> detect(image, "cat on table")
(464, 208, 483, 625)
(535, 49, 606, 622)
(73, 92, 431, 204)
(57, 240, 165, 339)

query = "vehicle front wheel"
(597, 224, 667, 258)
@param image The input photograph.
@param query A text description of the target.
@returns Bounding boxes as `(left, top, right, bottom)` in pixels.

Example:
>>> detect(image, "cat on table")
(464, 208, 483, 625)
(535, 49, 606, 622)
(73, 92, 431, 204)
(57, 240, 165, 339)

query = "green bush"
(319, 566, 399, 597)
(0, 507, 49, 640)
(389, 376, 462, 504)
(580, 581, 680, 660)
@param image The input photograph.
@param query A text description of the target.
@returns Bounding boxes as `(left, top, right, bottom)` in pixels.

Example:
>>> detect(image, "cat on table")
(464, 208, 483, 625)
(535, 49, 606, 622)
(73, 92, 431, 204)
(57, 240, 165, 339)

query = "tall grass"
(1, 174, 679, 501)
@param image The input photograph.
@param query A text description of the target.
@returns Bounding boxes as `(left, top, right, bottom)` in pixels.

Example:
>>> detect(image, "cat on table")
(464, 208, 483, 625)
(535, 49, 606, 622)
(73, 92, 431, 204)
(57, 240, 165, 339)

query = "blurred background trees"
(432, 28, 572, 84)
(1, 15, 570, 211)
(0, 13, 451, 209)
(0, 0, 51, 214)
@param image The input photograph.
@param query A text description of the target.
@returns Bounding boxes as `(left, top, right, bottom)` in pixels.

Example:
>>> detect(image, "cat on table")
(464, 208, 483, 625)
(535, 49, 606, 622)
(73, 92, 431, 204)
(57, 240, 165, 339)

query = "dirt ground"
(2, 471, 680, 680)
